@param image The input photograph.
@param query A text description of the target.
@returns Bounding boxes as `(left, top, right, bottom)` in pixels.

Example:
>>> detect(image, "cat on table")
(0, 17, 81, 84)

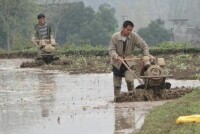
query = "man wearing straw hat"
(109, 20, 154, 97)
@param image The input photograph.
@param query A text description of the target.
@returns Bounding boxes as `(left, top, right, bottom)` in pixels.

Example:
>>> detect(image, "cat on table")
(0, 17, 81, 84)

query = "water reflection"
(0, 67, 41, 134)
(114, 104, 135, 133)
(114, 103, 147, 134)
(37, 73, 56, 117)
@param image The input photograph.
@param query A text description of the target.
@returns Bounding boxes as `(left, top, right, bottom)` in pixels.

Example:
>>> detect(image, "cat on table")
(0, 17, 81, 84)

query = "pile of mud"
(19, 56, 111, 73)
(20, 60, 45, 68)
(114, 88, 193, 102)
(20, 59, 71, 68)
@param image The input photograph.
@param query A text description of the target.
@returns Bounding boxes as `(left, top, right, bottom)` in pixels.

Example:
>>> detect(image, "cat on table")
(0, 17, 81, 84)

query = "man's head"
(121, 20, 134, 37)
(37, 13, 46, 26)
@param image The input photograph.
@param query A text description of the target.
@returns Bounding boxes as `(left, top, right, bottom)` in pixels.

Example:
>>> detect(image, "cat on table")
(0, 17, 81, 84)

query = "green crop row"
(0, 46, 200, 58)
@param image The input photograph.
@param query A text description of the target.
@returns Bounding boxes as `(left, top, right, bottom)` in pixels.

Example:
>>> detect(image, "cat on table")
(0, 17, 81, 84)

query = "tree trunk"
(6, 32, 11, 52)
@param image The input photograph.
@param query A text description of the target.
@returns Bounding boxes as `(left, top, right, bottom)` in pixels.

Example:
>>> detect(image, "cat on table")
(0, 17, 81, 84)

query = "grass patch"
(194, 74, 200, 80)
(167, 54, 193, 70)
(138, 89, 200, 134)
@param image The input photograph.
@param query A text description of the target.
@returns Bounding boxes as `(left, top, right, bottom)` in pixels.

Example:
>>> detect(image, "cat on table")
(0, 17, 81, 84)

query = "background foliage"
(0, 1, 118, 51)
(0, 0, 38, 51)
(138, 19, 173, 46)
(0, 0, 199, 52)
(43, 2, 117, 46)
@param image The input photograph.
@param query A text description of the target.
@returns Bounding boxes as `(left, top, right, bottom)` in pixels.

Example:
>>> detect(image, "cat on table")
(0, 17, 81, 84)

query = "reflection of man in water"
(114, 104, 135, 133)
(37, 74, 56, 117)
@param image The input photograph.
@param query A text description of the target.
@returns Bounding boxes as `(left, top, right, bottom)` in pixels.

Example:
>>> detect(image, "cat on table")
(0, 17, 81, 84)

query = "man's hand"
(113, 56, 122, 61)
(50, 39, 56, 46)
(149, 55, 156, 62)
(39, 40, 45, 48)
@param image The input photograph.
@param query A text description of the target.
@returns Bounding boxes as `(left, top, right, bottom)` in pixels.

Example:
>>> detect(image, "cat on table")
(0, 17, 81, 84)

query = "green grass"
(194, 74, 200, 80)
(154, 42, 192, 49)
(138, 89, 200, 134)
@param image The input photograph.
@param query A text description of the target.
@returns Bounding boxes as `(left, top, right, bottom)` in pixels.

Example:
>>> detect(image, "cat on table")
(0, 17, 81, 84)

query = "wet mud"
(20, 60, 45, 67)
(18, 53, 200, 79)
(19, 53, 199, 103)
(0, 59, 200, 134)
(20, 56, 111, 74)
(114, 88, 193, 102)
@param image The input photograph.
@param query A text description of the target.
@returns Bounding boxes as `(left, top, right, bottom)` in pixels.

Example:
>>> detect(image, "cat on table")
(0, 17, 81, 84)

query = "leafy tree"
(138, 19, 173, 46)
(96, 4, 117, 35)
(79, 4, 118, 46)
(0, 0, 38, 51)
(43, 2, 118, 46)
(80, 19, 108, 45)
(44, 2, 95, 44)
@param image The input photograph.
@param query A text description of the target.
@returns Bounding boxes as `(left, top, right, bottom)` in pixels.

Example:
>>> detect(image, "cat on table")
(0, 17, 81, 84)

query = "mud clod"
(114, 88, 193, 102)
(20, 60, 45, 68)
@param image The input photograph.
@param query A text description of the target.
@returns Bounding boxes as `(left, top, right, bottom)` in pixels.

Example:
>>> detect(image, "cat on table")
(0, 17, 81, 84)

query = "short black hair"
(123, 20, 134, 28)
(37, 13, 45, 20)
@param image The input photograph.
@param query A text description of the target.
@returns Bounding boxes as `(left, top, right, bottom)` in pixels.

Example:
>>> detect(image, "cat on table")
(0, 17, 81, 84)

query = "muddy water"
(0, 59, 200, 134)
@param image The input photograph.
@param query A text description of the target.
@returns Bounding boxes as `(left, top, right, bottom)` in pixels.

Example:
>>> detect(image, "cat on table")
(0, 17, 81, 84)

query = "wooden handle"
(31, 41, 39, 47)
(119, 58, 144, 85)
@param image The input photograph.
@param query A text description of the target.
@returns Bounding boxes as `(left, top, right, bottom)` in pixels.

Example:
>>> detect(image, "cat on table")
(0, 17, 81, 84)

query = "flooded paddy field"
(0, 59, 200, 134)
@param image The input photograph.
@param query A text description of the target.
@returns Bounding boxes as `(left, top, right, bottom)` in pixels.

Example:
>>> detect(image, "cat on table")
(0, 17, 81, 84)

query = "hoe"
(120, 56, 173, 90)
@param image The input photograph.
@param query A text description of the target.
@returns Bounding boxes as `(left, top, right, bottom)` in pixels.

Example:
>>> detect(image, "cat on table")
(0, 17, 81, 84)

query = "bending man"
(109, 20, 154, 97)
